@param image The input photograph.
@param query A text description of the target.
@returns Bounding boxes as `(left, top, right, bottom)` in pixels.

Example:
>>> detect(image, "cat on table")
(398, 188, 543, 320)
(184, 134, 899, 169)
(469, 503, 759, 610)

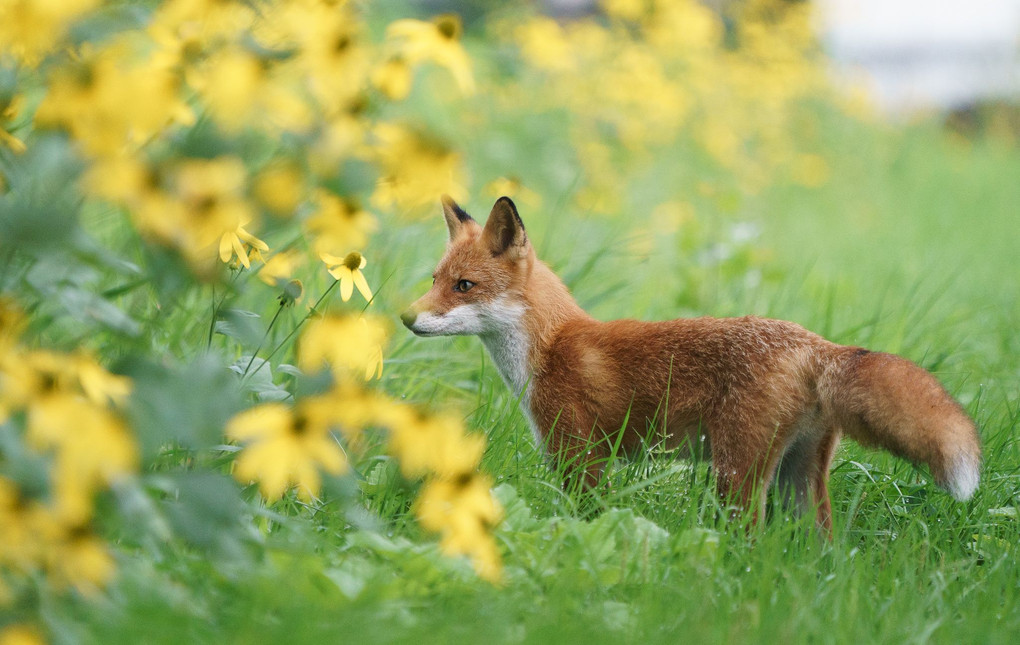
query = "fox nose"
(400, 309, 417, 328)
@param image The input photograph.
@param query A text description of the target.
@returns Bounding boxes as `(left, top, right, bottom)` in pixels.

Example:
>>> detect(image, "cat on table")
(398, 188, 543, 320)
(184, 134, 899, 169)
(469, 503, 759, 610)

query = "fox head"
(400, 195, 533, 337)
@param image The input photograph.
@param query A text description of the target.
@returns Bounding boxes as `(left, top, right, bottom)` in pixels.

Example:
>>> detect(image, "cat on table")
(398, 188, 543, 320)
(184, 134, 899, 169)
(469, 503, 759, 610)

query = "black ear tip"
(495, 196, 517, 210)
(494, 196, 522, 223)
(441, 194, 473, 223)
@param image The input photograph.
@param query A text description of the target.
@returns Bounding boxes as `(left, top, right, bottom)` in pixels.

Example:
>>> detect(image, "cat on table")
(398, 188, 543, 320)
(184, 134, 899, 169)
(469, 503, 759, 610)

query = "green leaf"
(215, 308, 263, 346)
(123, 356, 244, 458)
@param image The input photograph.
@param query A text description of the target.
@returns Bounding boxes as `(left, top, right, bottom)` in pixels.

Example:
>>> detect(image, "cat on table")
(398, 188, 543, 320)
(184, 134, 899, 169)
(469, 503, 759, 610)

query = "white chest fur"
(476, 299, 542, 444)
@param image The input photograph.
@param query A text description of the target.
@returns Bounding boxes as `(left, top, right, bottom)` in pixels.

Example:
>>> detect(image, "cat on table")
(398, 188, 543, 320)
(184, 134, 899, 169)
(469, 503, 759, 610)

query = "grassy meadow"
(1, 1, 1019, 643)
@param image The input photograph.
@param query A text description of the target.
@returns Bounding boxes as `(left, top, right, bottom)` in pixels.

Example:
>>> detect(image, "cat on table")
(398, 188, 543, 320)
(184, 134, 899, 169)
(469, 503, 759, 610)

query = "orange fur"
(402, 197, 982, 533)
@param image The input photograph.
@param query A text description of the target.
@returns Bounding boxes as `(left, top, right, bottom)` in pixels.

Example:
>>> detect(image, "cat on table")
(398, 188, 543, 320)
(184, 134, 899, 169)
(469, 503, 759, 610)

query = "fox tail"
(819, 348, 980, 501)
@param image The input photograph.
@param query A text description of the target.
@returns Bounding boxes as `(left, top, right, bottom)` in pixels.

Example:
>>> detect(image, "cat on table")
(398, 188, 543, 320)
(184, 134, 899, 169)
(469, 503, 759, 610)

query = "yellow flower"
(254, 164, 305, 216)
(219, 220, 270, 269)
(131, 156, 257, 272)
(514, 17, 576, 72)
(384, 409, 485, 479)
(73, 353, 132, 406)
(305, 190, 377, 257)
(320, 251, 373, 303)
(83, 154, 155, 204)
(416, 473, 503, 582)
(27, 394, 138, 523)
(0, 476, 46, 569)
(0, 349, 79, 412)
(0, 624, 46, 645)
(189, 46, 312, 133)
(386, 14, 474, 94)
(1, 94, 27, 153)
(602, 0, 648, 21)
(191, 46, 263, 127)
(0, 0, 99, 66)
(42, 520, 116, 593)
(308, 112, 370, 174)
(152, 0, 255, 44)
(370, 123, 467, 214)
(258, 250, 304, 288)
(298, 315, 387, 381)
(226, 399, 348, 501)
(791, 153, 830, 188)
(288, 0, 370, 107)
(34, 40, 190, 156)
(0, 297, 25, 355)
(372, 56, 413, 100)
(483, 176, 542, 209)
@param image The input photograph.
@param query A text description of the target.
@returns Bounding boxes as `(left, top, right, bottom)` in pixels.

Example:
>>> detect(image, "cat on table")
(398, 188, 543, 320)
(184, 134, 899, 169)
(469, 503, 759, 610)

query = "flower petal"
(352, 269, 373, 302)
(232, 233, 250, 268)
(339, 272, 354, 302)
(219, 233, 233, 263)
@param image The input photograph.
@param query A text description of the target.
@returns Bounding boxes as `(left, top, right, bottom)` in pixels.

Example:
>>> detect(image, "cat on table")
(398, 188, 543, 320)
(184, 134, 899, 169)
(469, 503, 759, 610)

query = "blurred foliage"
(1, 0, 511, 630)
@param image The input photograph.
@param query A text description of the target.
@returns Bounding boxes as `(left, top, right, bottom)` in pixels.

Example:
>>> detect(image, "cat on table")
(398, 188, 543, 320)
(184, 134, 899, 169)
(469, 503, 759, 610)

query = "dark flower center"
(342, 252, 363, 270)
(435, 15, 460, 40)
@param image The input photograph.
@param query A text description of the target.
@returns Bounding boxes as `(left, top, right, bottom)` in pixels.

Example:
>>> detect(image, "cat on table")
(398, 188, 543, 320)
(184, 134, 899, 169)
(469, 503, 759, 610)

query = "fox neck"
(478, 258, 588, 401)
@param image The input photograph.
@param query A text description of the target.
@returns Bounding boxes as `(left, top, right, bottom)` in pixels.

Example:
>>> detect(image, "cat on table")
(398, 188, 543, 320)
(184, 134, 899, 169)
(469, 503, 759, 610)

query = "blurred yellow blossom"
(259, 250, 304, 288)
(373, 56, 414, 100)
(384, 410, 485, 479)
(791, 153, 831, 188)
(288, 0, 371, 108)
(641, 0, 723, 53)
(602, 0, 647, 22)
(306, 190, 377, 257)
(153, 0, 254, 44)
(298, 315, 386, 381)
(416, 473, 503, 582)
(514, 17, 576, 73)
(1, 94, 26, 153)
(132, 157, 257, 272)
(73, 354, 132, 407)
(0, 623, 46, 645)
(0, 0, 99, 66)
(371, 123, 467, 214)
(386, 15, 474, 94)
(227, 398, 348, 501)
(190, 47, 311, 133)
(0, 298, 25, 356)
(83, 155, 154, 204)
(27, 395, 138, 523)
(42, 520, 116, 592)
(254, 164, 305, 216)
(483, 177, 542, 209)
(321, 251, 373, 303)
(35, 41, 191, 157)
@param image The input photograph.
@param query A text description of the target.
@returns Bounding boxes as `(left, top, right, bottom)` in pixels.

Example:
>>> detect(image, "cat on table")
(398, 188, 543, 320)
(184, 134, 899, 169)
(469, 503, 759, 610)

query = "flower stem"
(242, 278, 339, 385)
(242, 302, 286, 377)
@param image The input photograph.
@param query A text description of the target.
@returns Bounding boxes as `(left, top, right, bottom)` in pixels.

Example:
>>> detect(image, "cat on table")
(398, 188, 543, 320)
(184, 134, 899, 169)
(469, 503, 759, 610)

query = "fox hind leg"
(712, 422, 794, 527)
(772, 417, 842, 537)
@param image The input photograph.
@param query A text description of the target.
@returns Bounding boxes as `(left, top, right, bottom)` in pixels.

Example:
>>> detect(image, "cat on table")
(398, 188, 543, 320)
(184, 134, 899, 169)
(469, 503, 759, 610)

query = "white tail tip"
(945, 452, 980, 501)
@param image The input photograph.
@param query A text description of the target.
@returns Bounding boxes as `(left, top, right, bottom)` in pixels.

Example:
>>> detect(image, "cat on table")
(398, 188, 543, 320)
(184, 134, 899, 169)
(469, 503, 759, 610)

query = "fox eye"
(454, 279, 475, 293)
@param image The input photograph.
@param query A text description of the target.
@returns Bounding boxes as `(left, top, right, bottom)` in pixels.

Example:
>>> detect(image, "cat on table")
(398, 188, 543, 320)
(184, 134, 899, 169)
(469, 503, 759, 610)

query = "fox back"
(402, 196, 981, 533)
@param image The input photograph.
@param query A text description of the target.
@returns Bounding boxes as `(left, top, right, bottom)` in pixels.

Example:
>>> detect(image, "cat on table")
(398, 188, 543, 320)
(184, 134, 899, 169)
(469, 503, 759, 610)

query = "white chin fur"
(408, 305, 489, 337)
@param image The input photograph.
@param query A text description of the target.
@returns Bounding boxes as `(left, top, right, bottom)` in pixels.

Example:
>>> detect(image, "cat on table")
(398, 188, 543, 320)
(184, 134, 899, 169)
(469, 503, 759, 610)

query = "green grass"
(45, 113, 1019, 644)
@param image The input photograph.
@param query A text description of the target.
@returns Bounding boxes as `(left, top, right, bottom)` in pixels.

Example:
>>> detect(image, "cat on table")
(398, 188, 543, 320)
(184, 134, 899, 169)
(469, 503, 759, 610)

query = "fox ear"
(441, 194, 475, 240)
(482, 196, 528, 258)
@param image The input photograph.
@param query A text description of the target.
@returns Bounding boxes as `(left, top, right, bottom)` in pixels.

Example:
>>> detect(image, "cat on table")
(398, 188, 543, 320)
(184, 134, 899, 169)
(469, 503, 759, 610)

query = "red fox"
(400, 196, 981, 532)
